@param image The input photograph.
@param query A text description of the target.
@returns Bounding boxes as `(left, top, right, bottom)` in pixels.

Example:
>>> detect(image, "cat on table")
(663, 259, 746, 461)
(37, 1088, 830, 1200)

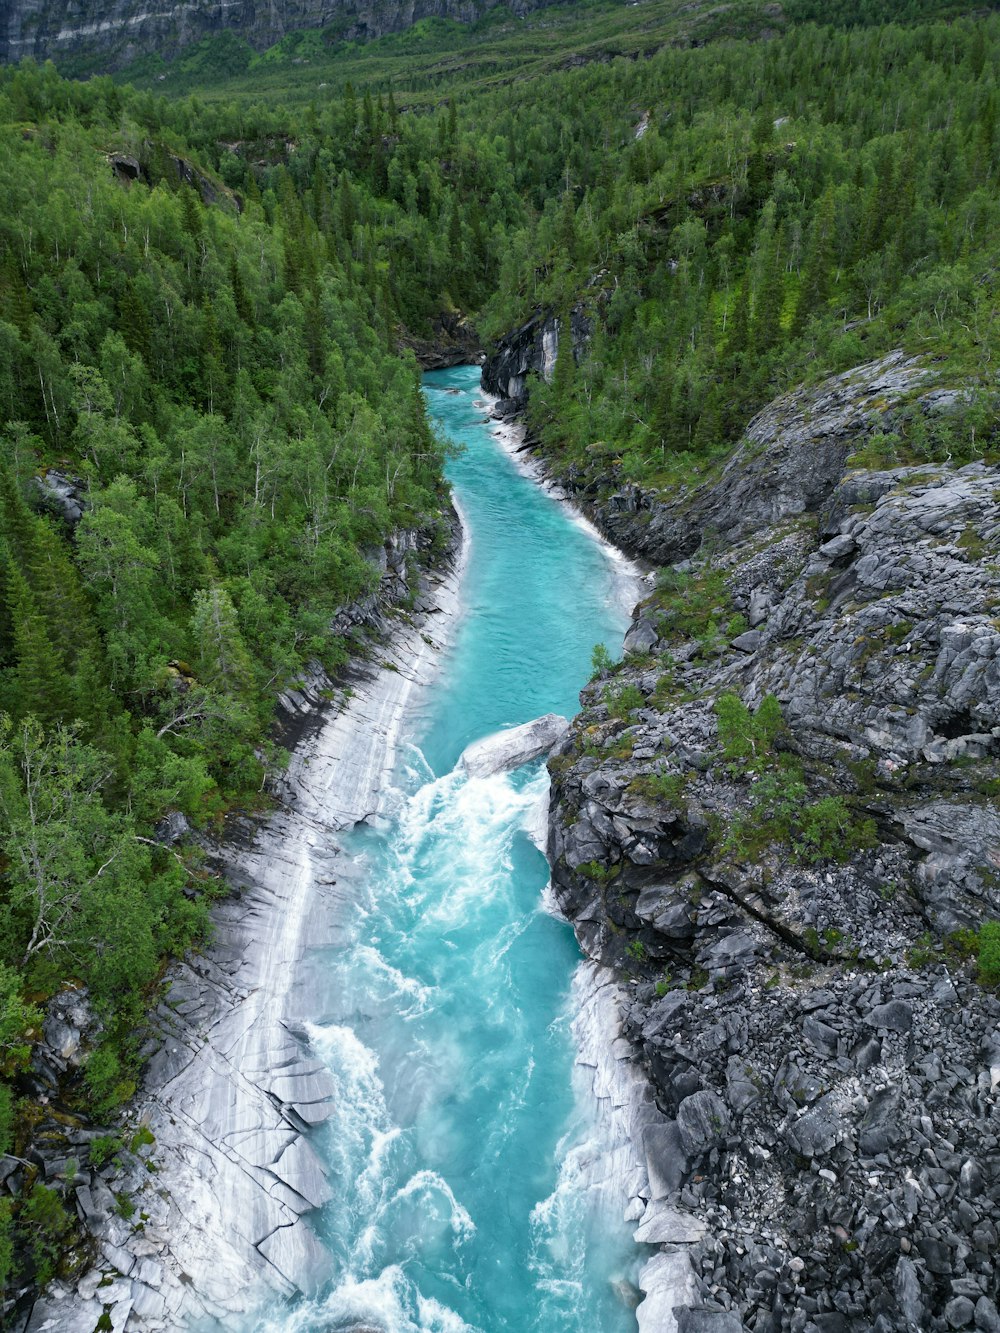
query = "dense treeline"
(473, 14, 1000, 482)
(0, 60, 452, 1296)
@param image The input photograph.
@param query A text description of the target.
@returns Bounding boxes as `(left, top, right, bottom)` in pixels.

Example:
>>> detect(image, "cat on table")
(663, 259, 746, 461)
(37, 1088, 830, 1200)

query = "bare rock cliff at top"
(0, 0, 554, 70)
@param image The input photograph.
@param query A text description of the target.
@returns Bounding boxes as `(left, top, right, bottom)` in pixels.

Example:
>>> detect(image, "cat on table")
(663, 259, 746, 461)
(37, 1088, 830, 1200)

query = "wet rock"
(459, 713, 569, 777)
(154, 810, 190, 846)
(34, 469, 86, 526)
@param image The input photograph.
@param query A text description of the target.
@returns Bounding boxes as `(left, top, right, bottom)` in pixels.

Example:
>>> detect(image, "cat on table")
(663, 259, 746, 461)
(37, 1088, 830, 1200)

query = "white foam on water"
(391, 1170, 476, 1245)
(258, 1264, 480, 1333)
(388, 765, 548, 931)
(525, 961, 651, 1326)
(353, 945, 435, 1016)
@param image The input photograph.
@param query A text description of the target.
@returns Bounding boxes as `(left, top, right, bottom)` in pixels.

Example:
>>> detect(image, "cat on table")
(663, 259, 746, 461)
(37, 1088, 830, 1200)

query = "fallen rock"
(459, 713, 569, 777)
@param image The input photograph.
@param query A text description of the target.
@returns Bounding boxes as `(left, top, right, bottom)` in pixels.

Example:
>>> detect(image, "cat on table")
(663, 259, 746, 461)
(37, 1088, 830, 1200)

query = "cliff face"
(0, 0, 553, 71)
(481, 304, 591, 411)
(536, 354, 1000, 1332)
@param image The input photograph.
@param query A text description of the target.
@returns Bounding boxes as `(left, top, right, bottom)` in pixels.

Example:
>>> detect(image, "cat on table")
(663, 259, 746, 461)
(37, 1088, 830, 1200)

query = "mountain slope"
(0, 0, 556, 72)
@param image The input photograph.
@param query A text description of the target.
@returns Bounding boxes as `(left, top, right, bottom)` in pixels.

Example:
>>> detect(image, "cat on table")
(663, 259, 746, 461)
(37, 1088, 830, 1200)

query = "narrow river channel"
(264, 365, 644, 1333)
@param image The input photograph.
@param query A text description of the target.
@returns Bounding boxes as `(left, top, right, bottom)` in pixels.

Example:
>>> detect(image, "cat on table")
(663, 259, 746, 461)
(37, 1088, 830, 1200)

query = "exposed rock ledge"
(24, 523, 465, 1332)
(459, 712, 569, 777)
(542, 355, 1000, 1332)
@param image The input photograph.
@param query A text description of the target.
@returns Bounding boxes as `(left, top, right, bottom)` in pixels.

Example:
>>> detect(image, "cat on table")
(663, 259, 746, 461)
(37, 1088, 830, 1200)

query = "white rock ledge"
(458, 712, 569, 778)
(25, 540, 464, 1333)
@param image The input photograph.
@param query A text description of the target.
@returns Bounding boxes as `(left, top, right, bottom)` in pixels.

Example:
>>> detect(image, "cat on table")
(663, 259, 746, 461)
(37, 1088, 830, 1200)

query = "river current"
(263, 365, 644, 1333)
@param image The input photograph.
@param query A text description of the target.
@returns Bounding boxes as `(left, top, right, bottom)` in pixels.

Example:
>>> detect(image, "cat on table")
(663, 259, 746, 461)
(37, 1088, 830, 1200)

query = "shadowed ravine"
(255, 365, 646, 1331)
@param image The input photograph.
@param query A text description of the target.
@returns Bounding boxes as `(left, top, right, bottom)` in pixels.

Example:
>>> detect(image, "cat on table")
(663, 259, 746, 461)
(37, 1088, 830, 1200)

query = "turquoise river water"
(267, 365, 645, 1332)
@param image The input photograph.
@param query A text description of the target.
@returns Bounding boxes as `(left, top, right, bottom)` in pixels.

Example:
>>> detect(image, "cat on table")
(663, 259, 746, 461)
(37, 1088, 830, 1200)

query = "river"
(259, 364, 645, 1332)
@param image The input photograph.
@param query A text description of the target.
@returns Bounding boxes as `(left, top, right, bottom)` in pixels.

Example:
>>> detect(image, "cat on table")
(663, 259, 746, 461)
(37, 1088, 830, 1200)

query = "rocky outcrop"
(481, 304, 592, 413)
(546, 355, 1000, 1332)
(0, 0, 559, 71)
(400, 311, 483, 370)
(33, 469, 85, 527)
(459, 712, 569, 777)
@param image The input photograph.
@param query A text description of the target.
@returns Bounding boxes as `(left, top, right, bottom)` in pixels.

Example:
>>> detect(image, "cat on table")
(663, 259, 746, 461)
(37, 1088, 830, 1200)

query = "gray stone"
(459, 713, 569, 777)
(633, 1198, 708, 1244)
(625, 616, 661, 655)
(866, 1000, 913, 1033)
(725, 1056, 762, 1114)
(676, 1090, 731, 1157)
(895, 1256, 926, 1330)
(731, 630, 763, 653)
(637, 1251, 700, 1333)
(859, 1086, 904, 1155)
(785, 1097, 844, 1159)
(960, 1159, 985, 1200)
(643, 1121, 689, 1199)
(675, 1312, 745, 1332)
(946, 1297, 976, 1329)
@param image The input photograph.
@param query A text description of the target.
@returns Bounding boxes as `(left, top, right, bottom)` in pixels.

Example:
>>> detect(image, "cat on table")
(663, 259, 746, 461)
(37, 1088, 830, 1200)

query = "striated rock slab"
(26, 535, 465, 1332)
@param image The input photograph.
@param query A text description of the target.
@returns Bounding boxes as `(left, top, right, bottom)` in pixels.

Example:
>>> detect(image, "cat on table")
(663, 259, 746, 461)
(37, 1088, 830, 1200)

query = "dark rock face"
(0, 0, 558, 70)
(34, 469, 85, 527)
(543, 354, 1000, 1331)
(481, 304, 592, 412)
(400, 311, 482, 370)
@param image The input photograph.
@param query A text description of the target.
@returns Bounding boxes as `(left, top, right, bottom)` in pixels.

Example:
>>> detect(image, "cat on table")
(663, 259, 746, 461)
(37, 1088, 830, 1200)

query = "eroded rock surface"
(21, 526, 463, 1332)
(459, 712, 569, 777)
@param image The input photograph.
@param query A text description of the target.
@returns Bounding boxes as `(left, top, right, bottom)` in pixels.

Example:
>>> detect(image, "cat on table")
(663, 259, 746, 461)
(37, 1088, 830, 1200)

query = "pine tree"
(191, 587, 254, 699)
(6, 569, 75, 726)
(792, 191, 834, 334)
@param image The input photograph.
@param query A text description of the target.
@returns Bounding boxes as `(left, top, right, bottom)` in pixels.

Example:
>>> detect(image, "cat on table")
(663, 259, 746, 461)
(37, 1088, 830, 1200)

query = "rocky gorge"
(482, 321, 1000, 1332)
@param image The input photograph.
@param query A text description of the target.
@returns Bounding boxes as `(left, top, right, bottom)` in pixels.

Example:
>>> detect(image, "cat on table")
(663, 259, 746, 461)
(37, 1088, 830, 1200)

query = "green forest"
(3, 0, 1000, 1302)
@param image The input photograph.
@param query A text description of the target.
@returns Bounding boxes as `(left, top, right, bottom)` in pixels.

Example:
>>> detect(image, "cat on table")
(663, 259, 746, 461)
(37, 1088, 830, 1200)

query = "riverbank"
(24, 521, 467, 1333)
(474, 386, 709, 1329)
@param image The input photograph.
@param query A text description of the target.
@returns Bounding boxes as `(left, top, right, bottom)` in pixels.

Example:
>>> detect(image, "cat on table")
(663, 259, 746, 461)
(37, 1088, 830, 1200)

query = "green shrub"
(794, 796, 878, 863)
(84, 1045, 137, 1117)
(633, 766, 689, 804)
(590, 642, 614, 678)
(604, 682, 644, 720)
(88, 1135, 123, 1169)
(21, 1184, 72, 1285)
(977, 921, 1000, 986)
(714, 692, 784, 769)
(577, 859, 618, 884)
